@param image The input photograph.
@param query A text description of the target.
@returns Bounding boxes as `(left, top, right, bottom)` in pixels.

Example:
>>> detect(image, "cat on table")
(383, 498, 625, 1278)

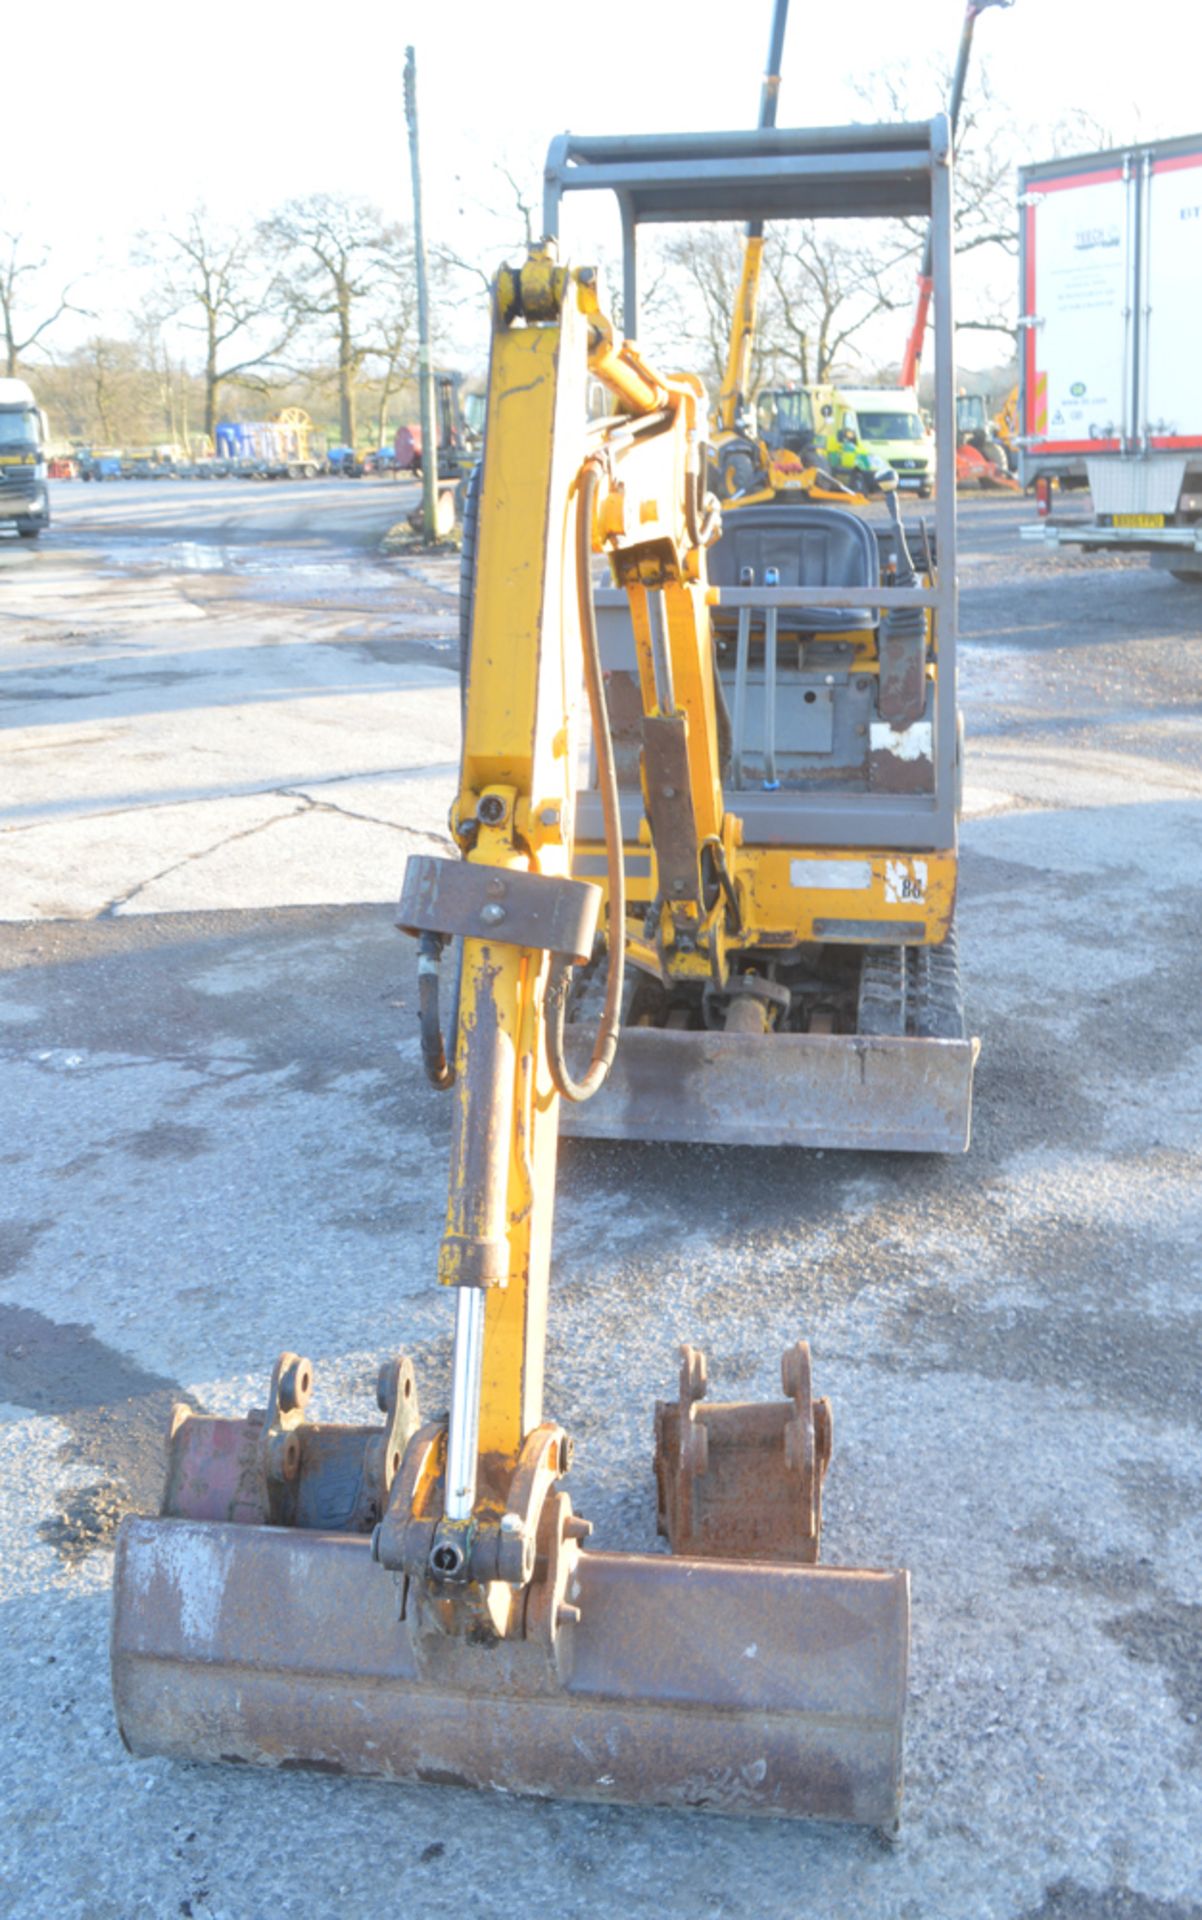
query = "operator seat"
(707, 503, 877, 633)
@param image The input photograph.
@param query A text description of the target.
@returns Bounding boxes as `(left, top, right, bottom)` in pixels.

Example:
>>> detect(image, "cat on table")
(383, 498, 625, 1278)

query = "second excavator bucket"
(655, 1342, 834, 1563)
(111, 1344, 909, 1829)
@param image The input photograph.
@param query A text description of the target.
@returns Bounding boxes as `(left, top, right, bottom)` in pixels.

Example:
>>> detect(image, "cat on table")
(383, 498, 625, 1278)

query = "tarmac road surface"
(1, 478, 1201, 1919)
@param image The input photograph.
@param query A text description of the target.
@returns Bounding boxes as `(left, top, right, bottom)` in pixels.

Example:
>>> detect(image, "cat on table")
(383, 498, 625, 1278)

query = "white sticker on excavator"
(885, 859, 927, 904)
(870, 721, 933, 762)
(789, 859, 872, 890)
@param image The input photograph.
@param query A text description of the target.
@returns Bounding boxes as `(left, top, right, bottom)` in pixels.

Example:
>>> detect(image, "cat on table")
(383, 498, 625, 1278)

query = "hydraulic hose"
(545, 458, 625, 1103)
(881, 489, 925, 646)
(685, 439, 722, 552)
(417, 931, 455, 1089)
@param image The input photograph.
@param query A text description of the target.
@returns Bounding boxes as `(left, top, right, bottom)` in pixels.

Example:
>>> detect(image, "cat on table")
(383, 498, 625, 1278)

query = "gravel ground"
(1, 482, 1200, 1920)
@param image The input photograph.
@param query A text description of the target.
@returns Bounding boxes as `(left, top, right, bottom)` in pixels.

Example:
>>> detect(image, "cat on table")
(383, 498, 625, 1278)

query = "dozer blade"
(112, 1516, 909, 1827)
(561, 1028, 978, 1153)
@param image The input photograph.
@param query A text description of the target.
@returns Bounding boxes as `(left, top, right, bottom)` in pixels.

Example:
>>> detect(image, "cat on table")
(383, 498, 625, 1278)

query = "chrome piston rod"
(732, 563, 753, 788)
(444, 1286, 487, 1522)
(763, 564, 779, 790)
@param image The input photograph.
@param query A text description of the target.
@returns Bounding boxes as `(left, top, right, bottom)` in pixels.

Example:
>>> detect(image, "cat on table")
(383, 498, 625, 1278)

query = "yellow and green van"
(829, 387, 935, 496)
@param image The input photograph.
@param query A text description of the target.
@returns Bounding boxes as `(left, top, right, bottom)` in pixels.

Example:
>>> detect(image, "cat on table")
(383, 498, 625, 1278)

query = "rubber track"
(855, 924, 966, 1040)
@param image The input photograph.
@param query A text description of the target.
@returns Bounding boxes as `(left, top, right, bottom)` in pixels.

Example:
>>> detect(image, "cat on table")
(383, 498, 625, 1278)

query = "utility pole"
(404, 45, 439, 541)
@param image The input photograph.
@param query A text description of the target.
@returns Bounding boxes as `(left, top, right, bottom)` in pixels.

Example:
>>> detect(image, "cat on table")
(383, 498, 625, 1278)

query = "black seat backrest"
(707, 503, 878, 633)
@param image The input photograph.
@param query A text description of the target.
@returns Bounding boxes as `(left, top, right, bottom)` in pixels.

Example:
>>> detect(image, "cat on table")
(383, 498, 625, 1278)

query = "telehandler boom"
(709, 0, 879, 507)
(715, 0, 789, 441)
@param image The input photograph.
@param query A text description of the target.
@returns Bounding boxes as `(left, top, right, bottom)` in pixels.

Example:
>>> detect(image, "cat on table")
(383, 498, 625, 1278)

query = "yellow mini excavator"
(111, 112, 971, 1831)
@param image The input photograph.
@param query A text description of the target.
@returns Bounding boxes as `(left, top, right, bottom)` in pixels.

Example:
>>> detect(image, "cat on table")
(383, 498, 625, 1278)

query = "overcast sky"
(5, 0, 1195, 371)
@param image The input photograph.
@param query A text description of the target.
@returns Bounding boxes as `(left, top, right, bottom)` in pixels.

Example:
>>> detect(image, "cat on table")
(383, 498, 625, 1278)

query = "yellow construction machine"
(111, 111, 972, 1831)
(711, 4, 786, 461)
(552, 118, 974, 1154)
(993, 382, 1020, 470)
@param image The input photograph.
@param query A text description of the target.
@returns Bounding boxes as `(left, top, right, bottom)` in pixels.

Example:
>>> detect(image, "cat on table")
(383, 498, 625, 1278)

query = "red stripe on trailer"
(1033, 438, 1121, 455)
(1148, 434, 1202, 450)
(1035, 166, 1126, 193)
(1150, 151, 1202, 174)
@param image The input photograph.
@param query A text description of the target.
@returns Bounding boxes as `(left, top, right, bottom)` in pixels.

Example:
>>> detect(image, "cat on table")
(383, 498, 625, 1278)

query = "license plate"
(1113, 512, 1164, 528)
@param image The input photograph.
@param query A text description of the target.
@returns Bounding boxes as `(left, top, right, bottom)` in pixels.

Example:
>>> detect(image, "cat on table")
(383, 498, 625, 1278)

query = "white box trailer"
(1018, 132, 1202, 578)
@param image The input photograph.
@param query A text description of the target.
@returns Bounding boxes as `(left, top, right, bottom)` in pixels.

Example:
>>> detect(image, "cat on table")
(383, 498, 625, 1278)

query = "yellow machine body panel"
(576, 842, 957, 943)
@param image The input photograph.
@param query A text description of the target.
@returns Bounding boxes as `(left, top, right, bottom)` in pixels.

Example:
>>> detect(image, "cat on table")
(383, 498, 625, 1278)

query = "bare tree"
(856, 56, 1023, 357)
(62, 337, 156, 446)
(651, 227, 779, 395)
(0, 230, 89, 376)
(433, 158, 540, 299)
(132, 309, 195, 449)
(764, 225, 916, 384)
(648, 219, 909, 400)
(141, 208, 296, 438)
(265, 197, 409, 447)
(369, 314, 419, 449)
(361, 229, 436, 446)
(1046, 107, 1119, 159)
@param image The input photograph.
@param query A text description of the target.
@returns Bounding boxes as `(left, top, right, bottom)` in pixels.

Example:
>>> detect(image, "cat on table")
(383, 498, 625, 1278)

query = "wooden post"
(404, 46, 439, 541)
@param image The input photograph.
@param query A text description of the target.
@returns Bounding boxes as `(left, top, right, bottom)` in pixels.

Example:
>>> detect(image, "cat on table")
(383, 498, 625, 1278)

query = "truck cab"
(838, 387, 935, 496)
(753, 385, 818, 458)
(0, 378, 50, 538)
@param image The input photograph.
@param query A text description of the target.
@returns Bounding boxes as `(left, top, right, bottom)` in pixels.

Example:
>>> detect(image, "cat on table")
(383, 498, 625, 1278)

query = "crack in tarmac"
(86, 788, 446, 918)
(0, 761, 459, 837)
(96, 806, 305, 918)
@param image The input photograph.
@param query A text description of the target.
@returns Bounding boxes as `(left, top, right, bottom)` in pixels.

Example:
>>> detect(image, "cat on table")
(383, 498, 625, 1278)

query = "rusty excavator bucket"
(113, 1342, 908, 1827)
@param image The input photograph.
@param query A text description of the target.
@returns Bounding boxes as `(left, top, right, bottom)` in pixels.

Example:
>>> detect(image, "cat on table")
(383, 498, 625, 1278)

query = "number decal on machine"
(884, 859, 927, 904)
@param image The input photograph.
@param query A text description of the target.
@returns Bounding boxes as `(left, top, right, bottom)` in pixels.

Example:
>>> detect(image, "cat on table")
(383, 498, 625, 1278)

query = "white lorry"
(1018, 132, 1202, 580)
(0, 377, 50, 539)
